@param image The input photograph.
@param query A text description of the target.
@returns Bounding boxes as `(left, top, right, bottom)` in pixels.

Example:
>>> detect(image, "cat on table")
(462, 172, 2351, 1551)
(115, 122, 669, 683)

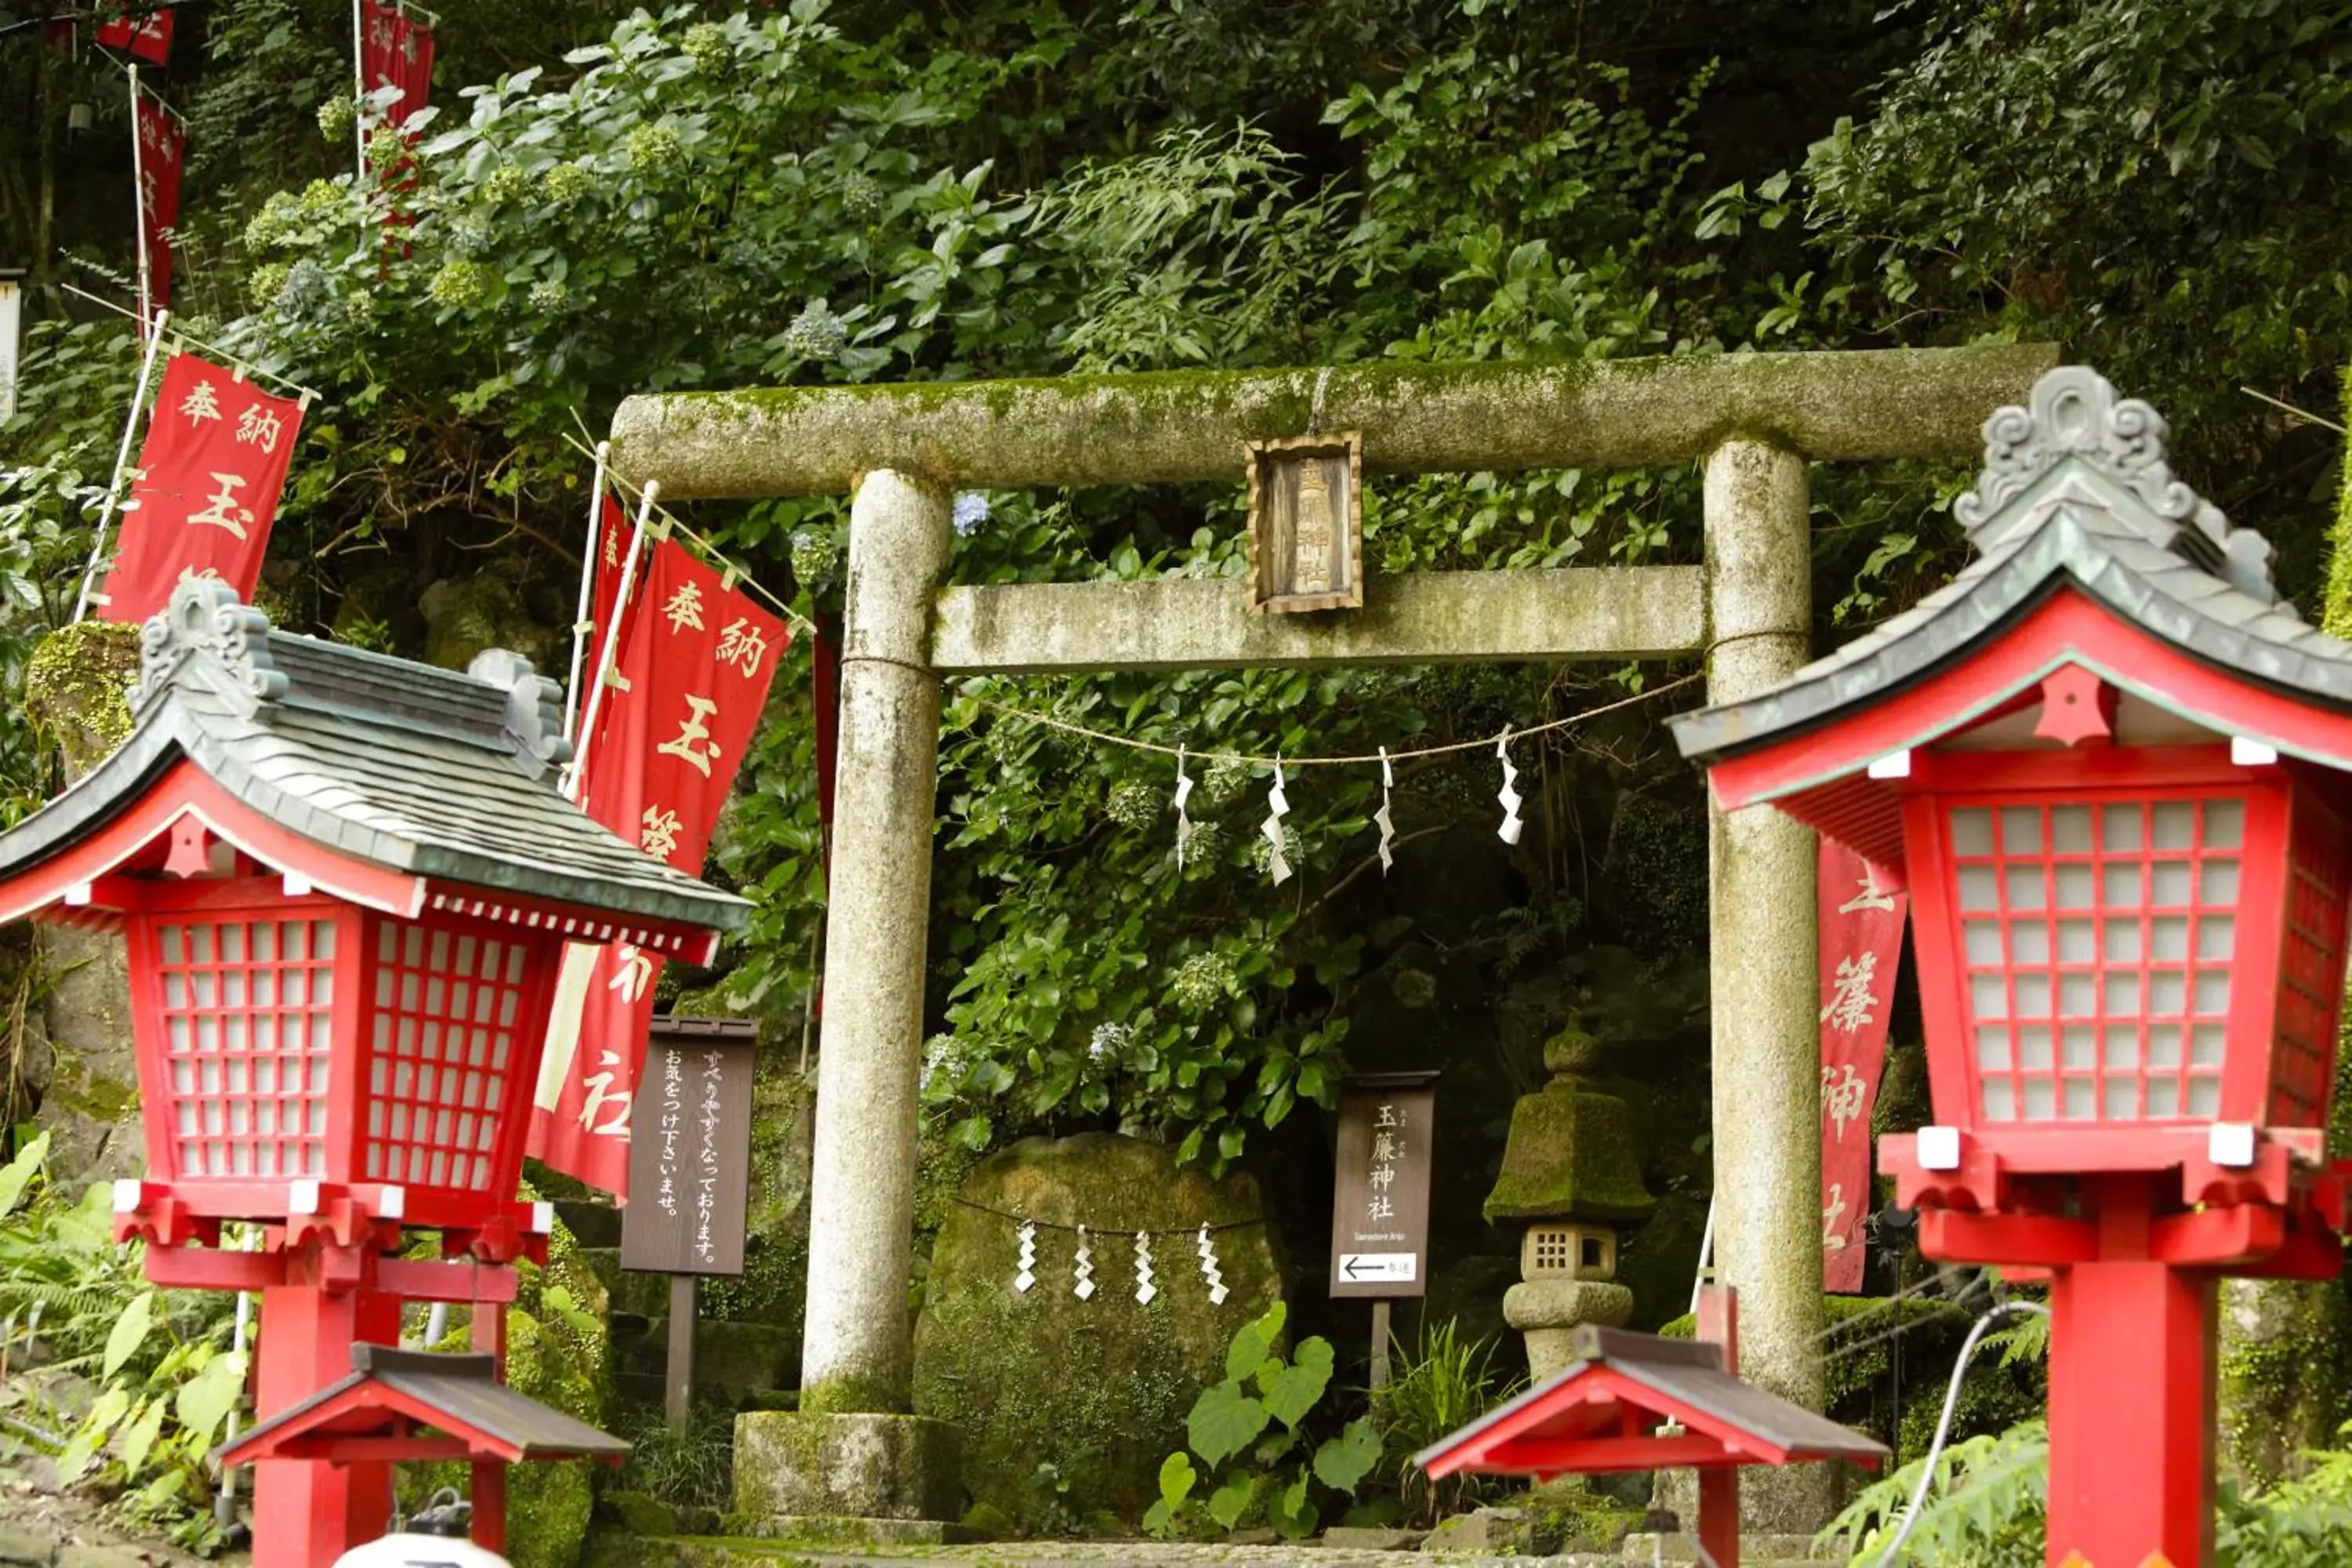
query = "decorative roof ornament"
(468, 648, 573, 781)
(1955, 366, 2278, 605)
(136, 576, 287, 717)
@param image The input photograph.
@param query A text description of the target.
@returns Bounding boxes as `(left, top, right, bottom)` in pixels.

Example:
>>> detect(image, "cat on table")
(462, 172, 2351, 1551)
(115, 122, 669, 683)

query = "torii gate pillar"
(1700, 439, 1827, 1525)
(802, 469, 954, 1415)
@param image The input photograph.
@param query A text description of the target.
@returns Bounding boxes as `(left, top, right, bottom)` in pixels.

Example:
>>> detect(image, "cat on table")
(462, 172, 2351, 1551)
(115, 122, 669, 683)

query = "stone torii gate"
(611, 345, 2054, 1527)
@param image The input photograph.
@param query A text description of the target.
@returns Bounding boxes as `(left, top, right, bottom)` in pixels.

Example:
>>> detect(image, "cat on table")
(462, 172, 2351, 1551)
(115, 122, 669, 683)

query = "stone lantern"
(1486, 1021, 1654, 1380)
(1671, 367, 2352, 1568)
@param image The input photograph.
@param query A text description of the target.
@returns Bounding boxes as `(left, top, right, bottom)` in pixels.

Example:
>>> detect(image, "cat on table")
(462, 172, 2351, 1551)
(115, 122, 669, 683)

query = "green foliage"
(0, 1137, 242, 1555)
(1145, 1301, 1379, 1541)
(1825, 1418, 2048, 1568)
(615, 1399, 735, 1509)
(1371, 1317, 1516, 1525)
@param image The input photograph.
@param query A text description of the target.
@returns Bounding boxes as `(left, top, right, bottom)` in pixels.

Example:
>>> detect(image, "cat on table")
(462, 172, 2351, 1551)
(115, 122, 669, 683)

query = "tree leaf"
(103, 1291, 155, 1380)
(175, 1349, 249, 1450)
(1269, 1469, 1317, 1538)
(0, 1133, 47, 1218)
(1224, 1300, 1284, 1383)
(1312, 1417, 1384, 1495)
(1207, 1472, 1258, 1528)
(1185, 1379, 1270, 1468)
(1262, 1336, 1334, 1428)
(119, 1398, 167, 1479)
(1156, 1449, 1196, 1510)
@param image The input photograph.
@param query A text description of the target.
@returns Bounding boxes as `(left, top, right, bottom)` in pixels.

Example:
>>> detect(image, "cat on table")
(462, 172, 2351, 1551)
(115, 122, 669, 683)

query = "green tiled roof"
(1671, 366, 2352, 764)
(0, 581, 750, 933)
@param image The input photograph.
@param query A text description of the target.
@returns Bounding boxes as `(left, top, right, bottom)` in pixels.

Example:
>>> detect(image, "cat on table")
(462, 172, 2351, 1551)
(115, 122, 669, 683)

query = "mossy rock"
(909, 1132, 1283, 1533)
(24, 620, 142, 777)
(1483, 1076, 1655, 1225)
(418, 570, 563, 673)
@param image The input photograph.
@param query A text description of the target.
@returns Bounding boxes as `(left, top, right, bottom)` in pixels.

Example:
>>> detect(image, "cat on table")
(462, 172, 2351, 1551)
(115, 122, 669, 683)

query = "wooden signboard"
(1328, 1071, 1438, 1300)
(1246, 431, 1364, 614)
(620, 1016, 757, 1276)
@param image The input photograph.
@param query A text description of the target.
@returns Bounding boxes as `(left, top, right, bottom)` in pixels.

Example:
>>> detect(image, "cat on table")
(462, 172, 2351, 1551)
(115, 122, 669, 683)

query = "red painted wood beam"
(1921, 1209, 2100, 1267)
(1468, 1433, 1755, 1475)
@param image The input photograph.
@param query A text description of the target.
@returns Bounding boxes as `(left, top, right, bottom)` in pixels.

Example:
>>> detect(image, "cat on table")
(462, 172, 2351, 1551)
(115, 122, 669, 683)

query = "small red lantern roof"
(218, 1343, 629, 1469)
(1414, 1326, 1886, 1480)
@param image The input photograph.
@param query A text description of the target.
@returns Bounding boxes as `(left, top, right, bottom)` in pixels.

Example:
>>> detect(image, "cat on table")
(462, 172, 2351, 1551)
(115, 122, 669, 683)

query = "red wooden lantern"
(1673, 367, 2352, 1568)
(0, 581, 749, 1566)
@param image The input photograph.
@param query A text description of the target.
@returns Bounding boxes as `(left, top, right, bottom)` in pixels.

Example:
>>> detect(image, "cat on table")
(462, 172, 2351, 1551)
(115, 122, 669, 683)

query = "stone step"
(579, 1527, 1842, 1568)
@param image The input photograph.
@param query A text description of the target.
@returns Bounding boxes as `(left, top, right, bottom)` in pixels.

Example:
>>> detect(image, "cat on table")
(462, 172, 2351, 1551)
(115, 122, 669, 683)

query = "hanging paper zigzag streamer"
(1014, 1221, 1037, 1294)
(1197, 1224, 1229, 1305)
(1496, 727, 1524, 846)
(1262, 760, 1292, 885)
(1134, 1231, 1158, 1305)
(1073, 1225, 1095, 1301)
(1375, 746, 1396, 873)
(1174, 745, 1196, 868)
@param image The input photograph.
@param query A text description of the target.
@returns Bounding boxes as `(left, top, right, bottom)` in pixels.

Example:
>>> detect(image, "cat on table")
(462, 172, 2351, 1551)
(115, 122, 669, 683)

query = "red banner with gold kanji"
(360, 0, 434, 130)
(97, 354, 304, 624)
(98, 9, 174, 64)
(1819, 837, 1910, 1292)
(134, 90, 182, 324)
(588, 492, 631, 660)
(529, 540, 786, 1197)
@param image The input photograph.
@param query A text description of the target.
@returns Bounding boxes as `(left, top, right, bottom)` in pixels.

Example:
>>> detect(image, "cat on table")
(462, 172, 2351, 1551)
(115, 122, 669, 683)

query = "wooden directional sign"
(1329, 1072, 1438, 1299)
(620, 1017, 757, 1276)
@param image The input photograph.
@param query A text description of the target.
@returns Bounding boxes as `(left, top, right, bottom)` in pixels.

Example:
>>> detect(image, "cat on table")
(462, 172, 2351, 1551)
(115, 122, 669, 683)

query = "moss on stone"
(1483, 1076, 1655, 1224)
(907, 1132, 1283, 1533)
(24, 621, 142, 776)
(615, 347, 2056, 500)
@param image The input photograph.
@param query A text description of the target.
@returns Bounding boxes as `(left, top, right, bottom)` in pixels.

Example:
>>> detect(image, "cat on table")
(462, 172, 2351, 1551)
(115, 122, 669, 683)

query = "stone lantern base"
(1502, 1279, 1635, 1383)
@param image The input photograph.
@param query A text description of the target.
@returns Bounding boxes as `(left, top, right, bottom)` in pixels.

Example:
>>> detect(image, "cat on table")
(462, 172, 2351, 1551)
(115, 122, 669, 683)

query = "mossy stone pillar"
(1702, 438, 1827, 1528)
(800, 470, 953, 1418)
(20, 622, 144, 1180)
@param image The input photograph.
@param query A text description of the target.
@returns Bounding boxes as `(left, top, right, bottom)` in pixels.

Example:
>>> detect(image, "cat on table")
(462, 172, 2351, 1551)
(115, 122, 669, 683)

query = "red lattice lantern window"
(1922, 788, 2274, 1129)
(1900, 735, 2352, 1162)
(126, 881, 560, 1217)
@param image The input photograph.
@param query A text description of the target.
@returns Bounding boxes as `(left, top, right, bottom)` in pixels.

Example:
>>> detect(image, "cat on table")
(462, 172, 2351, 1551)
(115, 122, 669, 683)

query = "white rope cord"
(1870, 1300, 2049, 1568)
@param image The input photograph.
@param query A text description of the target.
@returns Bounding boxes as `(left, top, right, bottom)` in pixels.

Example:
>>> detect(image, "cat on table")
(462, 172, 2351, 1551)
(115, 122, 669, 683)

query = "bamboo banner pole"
(126, 63, 150, 336)
(563, 441, 611, 744)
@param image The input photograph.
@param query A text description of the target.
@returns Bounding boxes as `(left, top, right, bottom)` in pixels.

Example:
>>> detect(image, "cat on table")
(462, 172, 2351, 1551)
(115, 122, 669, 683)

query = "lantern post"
(0, 583, 750, 1566)
(1673, 367, 2352, 1568)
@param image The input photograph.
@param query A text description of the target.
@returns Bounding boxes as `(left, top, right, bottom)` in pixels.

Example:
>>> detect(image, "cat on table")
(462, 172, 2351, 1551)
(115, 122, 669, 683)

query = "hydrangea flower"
(952, 492, 992, 536)
(543, 162, 596, 207)
(1170, 952, 1235, 1014)
(1106, 779, 1159, 829)
(781, 301, 847, 361)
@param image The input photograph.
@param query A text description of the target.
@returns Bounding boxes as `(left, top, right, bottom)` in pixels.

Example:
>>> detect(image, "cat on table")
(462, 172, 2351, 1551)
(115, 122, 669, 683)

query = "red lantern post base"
(253, 1280, 401, 1568)
(2043, 1185, 2217, 1568)
(1911, 1168, 2347, 1568)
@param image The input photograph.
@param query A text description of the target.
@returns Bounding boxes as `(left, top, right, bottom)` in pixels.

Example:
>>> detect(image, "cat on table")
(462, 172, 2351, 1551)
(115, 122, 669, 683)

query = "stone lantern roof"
(1671, 366, 2352, 773)
(0, 579, 749, 936)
